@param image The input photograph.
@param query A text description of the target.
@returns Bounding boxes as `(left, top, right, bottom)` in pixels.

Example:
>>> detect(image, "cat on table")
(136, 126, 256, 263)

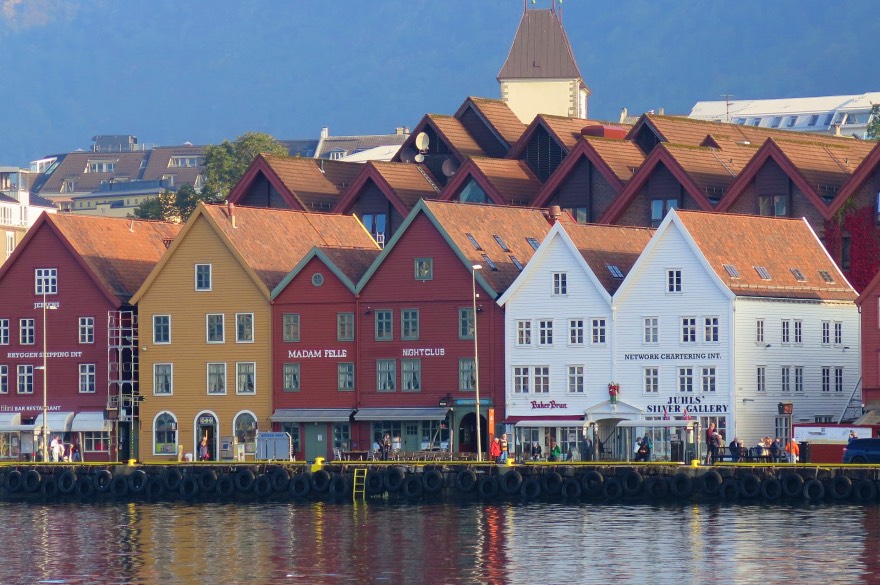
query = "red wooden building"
(0, 213, 179, 461)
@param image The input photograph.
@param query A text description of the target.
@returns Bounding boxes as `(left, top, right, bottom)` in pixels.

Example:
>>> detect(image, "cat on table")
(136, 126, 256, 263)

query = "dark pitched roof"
(318, 246, 383, 285)
(35, 151, 148, 194)
(140, 145, 205, 186)
(497, 8, 582, 81)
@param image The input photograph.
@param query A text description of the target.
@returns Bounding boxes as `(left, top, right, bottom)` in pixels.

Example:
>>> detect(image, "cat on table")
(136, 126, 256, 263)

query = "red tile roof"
(582, 136, 646, 184)
(468, 157, 543, 205)
(428, 115, 487, 159)
(369, 161, 440, 208)
(318, 247, 383, 285)
(259, 154, 362, 210)
(463, 97, 528, 147)
(562, 223, 654, 294)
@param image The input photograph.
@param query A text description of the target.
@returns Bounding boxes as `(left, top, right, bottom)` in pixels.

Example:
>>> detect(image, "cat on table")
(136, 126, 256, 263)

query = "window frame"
(153, 315, 171, 344)
(206, 313, 225, 343)
(567, 365, 584, 393)
(194, 264, 212, 291)
(283, 363, 300, 392)
(154, 363, 173, 395)
(0, 319, 8, 345)
(78, 363, 96, 393)
(414, 258, 433, 281)
(377, 359, 396, 392)
(236, 362, 256, 394)
(35, 268, 57, 295)
(401, 309, 420, 341)
(207, 362, 226, 395)
(236, 313, 254, 343)
(459, 358, 476, 391)
(375, 310, 393, 341)
(569, 319, 584, 345)
(552, 272, 568, 296)
(282, 313, 301, 343)
(337, 313, 354, 342)
(667, 269, 682, 293)
(338, 362, 355, 391)
(401, 358, 421, 392)
(17, 364, 33, 394)
(591, 318, 606, 345)
(516, 320, 532, 346)
(459, 308, 475, 340)
(78, 317, 95, 344)
(644, 317, 659, 344)
(644, 367, 659, 393)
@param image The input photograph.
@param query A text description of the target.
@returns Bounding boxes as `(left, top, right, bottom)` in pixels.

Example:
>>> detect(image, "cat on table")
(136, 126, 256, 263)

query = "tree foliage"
(130, 184, 206, 223)
(202, 131, 288, 200)
(868, 104, 880, 141)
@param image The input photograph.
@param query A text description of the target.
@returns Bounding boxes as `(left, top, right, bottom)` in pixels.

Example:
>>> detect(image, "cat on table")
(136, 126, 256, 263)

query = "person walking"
(489, 437, 502, 463)
(499, 433, 509, 463)
(198, 437, 210, 461)
(785, 439, 800, 463)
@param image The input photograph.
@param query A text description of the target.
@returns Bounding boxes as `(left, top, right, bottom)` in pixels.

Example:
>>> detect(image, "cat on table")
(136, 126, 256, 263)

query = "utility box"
(257, 432, 293, 461)
(220, 436, 235, 460)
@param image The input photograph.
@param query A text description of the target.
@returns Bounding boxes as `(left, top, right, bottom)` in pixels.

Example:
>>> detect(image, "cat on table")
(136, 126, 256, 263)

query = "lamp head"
(472, 264, 482, 271)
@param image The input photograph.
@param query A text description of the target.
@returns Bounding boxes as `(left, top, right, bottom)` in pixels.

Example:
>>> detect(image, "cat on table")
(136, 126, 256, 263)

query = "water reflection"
(0, 501, 875, 584)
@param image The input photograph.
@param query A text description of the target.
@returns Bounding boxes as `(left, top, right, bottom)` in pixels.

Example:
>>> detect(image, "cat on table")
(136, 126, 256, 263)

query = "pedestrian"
(548, 438, 561, 462)
(729, 437, 741, 463)
(705, 422, 716, 465)
(499, 433, 509, 463)
(489, 437, 502, 463)
(50, 436, 63, 463)
(198, 437, 210, 461)
(382, 433, 392, 461)
(785, 439, 800, 463)
(849, 430, 858, 443)
(581, 435, 593, 461)
(70, 442, 82, 463)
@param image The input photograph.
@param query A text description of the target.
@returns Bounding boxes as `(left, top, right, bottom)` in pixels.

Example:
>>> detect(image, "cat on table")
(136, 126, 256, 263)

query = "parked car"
(842, 438, 880, 463)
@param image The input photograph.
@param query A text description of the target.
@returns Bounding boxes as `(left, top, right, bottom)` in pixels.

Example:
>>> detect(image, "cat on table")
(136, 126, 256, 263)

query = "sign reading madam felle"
(646, 396, 728, 414)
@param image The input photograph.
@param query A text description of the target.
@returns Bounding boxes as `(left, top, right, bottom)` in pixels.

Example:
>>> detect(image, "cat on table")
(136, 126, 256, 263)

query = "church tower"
(497, 1, 590, 123)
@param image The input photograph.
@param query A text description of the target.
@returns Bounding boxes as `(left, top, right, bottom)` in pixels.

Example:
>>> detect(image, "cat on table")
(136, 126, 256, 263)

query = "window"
(822, 367, 831, 393)
(19, 319, 34, 345)
(701, 367, 716, 392)
(511, 256, 523, 271)
(338, 363, 354, 391)
(793, 320, 802, 344)
(154, 413, 178, 456)
(790, 267, 806, 282)
(283, 313, 300, 342)
(757, 366, 766, 392)
(79, 364, 96, 393)
(337, 313, 354, 341)
(821, 321, 830, 345)
(819, 270, 835, 283)
(207, 363, 226, 394)
(402, 359, 421, 391)
(758, 195, 789, 217)
(513, 366, 530, 394)
(234, 413, 257, 446)
(781, 320, 791, 344)
(835, 367, 844, 392)
(644, 367, 659, 393)
(591, 318, 606, 344)
(206, 314, 224, 343)
(834, 322, 843, 346)
(465, 233, 483, 250)
(678, 367, 694, 392)
(553, 272, 567, 295)
(361, 213, 387, 247)
(704, 317, 719, 342)
(481, 254, 498, 271)
(781, 366, 791, 392)
(607, 264, 624, 279)
(76, 316, 94, 344)
(770, 116, 782, 128)
(236, 313, 254, 343)
(414, 258, 433, 280)
(534, 366, 550, 393)
(643, 318, 658, 344)
(17, 365, 33, 394)
(667, 269, 682, 292)
(756, 319, 764, 343)
(195, 264, 212, 291)
(154, 315, 170, 344)
(538, 320, 553, 345)
(154, 364, 172, 394)
(459, 358, 476, 391)
(493, 235, 510, 252)
(681, 318, 696, 343)
(168, 156, 202, 168)
(401, 309, 419, 340)
(842, 237, 851, 270)
(377, 360, 396, 391)
(35, 268, 57, 295)
(568, 366, 584, 393)
(569, 319, 584, 345)
(0, 319, 7, 345)
(375, 310, 393, 341)
(86, 160, 116, 173)
(517, 320, 532, 345)
(526, 237, 540, 250)
(794, 367, 804, 392)
(459, 308, 474, 340)
(723, 264, 740, 278)
(283, 363, 300, 392)
(236, 362, 255, 394)
(0, 365, 6, 394)
(651, 199, 678, 227)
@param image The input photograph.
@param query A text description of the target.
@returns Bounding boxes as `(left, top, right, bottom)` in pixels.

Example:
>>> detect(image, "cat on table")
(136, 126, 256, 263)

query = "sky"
(1, 0, 877, 166)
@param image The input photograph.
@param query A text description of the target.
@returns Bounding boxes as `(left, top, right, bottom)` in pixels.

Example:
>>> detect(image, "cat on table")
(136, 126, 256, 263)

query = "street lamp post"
(471, 264, 482, 462)
(40, 288, 48, 462)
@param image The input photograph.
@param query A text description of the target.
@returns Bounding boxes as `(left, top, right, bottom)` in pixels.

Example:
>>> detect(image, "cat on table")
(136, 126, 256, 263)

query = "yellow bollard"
(127, 459, 137, 467)
(690, 459, 700, 468)
(310, 457, 325, 473)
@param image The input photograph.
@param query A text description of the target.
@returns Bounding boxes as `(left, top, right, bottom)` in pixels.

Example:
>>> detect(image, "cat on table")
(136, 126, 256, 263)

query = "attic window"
(790, 268, 806, 282)
(510, 256, 523, 271)
(754, 266, 771, 280)
(526, 237, 540, 251)
(819, 270, 835, 283)
(722, 264, 740, 278)
(808, 115, 819, 126)
(607, 264, 624, 279)
(465, 233, 483, 251)
(493, 235, 510, 252)
(481, 254, 498, 271)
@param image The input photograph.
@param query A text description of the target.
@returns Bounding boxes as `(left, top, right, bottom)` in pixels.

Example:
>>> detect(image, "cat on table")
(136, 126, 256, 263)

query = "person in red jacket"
(489, 437, 502, 463)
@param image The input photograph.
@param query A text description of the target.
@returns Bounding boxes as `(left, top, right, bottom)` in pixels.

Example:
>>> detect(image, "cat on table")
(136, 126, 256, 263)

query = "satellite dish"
(441, 158, 459, 177)
(414, 132, 430, 152)
(399, 147, 416, 163)
(414, 153, 425, 163)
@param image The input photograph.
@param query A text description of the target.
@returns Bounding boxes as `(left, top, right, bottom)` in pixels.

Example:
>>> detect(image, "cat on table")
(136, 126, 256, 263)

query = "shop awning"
(353, 407, 450, 421)
(0, 413, 21, 431)
(71, 411, 112, 432)
(509, 416, 584, 428)
(28, 411, 74, 434)
(270, 409, 353, 423)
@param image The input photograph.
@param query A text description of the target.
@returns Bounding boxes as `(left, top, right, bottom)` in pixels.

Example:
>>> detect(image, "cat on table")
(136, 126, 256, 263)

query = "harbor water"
(1, 500, 877, 584)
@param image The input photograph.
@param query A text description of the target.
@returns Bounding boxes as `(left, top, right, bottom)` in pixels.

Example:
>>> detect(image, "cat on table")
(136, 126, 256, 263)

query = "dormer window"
(86, 160, 116, 173)
(722, 264, 740, 278)
(607, 265, 624, 279)
(465, 233, 483, 250)
(819, 270, 834, 284)
(754, 266, 771, 280)
(790, 268, 806, 282)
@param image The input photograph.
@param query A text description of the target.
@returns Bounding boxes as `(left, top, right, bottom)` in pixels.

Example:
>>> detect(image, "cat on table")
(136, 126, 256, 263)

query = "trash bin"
(670, 440, 684, 462)
(799, 441, 810, 463)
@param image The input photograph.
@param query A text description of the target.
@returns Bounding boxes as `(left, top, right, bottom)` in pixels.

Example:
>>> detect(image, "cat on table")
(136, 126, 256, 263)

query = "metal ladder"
(352, 468, 367, 502)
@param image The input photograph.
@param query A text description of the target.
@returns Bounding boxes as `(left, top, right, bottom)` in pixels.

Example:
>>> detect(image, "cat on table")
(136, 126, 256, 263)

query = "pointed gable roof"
(441, 157, 542, 206)
(455, 97, 528, 149)
(563, 223, 654, 295)
(334, 161, 440, 216)
(673, 209, 855, 302)
(0, 213, 181, 305)
(131, 202, 378, 303)
(357, 200, 560, 299)
(829, 141, 880, 216)
(497, 7, 583, 82)
(272, 246, 382, 298)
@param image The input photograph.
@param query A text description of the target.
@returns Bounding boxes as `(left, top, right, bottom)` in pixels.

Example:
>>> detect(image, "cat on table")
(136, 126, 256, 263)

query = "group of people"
(633, 435, 652, 462)
(488, 433, 510, 463)
(705, 423, 800, 464)
(45, 436, 81, 462)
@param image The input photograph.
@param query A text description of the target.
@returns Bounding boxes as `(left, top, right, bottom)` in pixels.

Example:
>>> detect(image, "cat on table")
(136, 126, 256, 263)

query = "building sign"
(34, 301, 60, 310)
(287, 349, 348, 359)
(530, 400, 569, 410)
(402, 348, 445, 357)
(6, 351, 84, 359)
(645, 396, 728, 415)
(0, 404, 62, 413)
(624, 352, 722, 361)
(198, 416, 215, 426)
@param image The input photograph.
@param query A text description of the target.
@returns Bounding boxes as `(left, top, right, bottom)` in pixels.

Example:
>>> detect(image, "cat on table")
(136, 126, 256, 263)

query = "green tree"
(202, 131, 288, 200)
(130, 184, 206, 222)
(130, 191, 176, 221)
(868, 104, 880, 140)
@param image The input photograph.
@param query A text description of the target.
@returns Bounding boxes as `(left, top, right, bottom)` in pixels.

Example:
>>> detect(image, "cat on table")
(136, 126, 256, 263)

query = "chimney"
(227, 201, 236, 228)
(548, 205, 562, 222)
(619, 107, 628, 124)
(321, 127, 329, 139)
(658, 107, 665, 116)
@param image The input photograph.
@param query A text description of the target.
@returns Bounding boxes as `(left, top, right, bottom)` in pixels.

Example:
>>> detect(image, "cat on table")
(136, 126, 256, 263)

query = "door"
(196, 413, 217, 461)
(305, 422, 326, 461)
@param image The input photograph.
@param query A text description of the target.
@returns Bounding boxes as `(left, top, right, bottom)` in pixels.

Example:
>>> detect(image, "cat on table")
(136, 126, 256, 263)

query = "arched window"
(154, 412, 178, 455)
(234, 412, 257, 446)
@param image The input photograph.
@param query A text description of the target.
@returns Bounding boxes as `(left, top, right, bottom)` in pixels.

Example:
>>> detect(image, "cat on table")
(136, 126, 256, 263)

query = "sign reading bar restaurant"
(0, 404, 63, 412)
(624, 352, 722, 361)
(288, 349, 348, 359)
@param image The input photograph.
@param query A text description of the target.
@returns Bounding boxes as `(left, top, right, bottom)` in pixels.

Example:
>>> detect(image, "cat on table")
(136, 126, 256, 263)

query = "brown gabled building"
(439, 157, 542, 206)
